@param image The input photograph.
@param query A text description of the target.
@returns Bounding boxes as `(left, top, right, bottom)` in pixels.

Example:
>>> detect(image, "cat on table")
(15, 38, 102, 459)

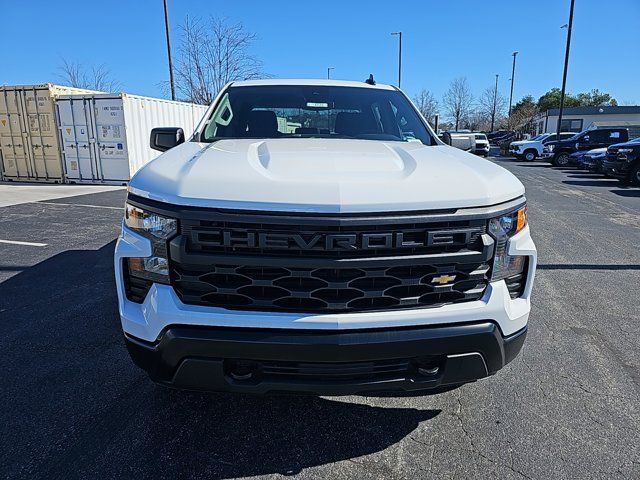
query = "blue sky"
(2, 0, 639, 105)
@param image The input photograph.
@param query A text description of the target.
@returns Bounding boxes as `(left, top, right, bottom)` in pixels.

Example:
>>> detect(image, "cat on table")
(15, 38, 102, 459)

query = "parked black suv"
(542, 128, 629, 167)
(601, 137, 640, 186)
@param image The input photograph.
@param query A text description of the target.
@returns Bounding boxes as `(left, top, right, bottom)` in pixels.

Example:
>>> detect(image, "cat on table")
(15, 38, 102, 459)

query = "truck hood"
(129, 139, 524, 213)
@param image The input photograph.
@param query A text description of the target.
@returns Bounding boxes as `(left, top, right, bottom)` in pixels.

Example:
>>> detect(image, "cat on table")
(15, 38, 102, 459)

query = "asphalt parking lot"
(1, 158, 639, 480)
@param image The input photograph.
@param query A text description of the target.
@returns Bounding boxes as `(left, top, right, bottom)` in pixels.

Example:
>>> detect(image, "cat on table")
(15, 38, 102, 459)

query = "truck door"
(576, 131, 601, 151)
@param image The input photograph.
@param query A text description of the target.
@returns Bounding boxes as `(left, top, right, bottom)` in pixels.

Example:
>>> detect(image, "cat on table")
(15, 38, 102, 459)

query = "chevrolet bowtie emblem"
(431, 274, 456, 285)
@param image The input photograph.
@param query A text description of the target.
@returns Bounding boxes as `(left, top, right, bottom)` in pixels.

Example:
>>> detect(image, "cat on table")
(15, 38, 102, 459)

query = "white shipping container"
(0, 84, 100, 183)
(56, 93, 208, 183)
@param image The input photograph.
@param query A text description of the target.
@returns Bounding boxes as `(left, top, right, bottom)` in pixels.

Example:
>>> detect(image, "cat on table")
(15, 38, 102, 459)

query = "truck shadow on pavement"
(611, 189, 640, 197)
(0, 241, 441, 479)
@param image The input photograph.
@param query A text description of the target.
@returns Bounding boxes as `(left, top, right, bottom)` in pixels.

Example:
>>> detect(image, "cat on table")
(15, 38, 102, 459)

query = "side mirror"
(150, 127, 185, 152)
(441, 132, 452, 145)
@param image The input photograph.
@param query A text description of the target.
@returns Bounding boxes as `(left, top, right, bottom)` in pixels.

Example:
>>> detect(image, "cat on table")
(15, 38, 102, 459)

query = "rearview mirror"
(150, 127, 185, 152)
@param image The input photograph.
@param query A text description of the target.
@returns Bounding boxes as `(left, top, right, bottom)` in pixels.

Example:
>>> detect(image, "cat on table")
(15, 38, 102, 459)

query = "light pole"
(327, 67, 334, 79)
(391, 32, 402, 88)
(507, 51, 518, 130)
(557, 0, 576, 138)
(491, 74, 499, 132)
(162, 0, 176, 101)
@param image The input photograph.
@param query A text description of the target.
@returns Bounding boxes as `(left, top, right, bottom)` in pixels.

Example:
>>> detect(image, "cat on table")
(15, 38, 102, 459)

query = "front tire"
(553, 152, 571, 167)
(523, 150, 537, 162)
(628, 163, 640, 186)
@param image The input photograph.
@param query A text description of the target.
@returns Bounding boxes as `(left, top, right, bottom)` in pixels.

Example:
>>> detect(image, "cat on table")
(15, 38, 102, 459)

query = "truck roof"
(230, 78, 397, 91)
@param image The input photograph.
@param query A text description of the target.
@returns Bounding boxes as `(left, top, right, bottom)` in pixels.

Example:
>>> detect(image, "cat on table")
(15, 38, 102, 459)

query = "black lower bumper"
(125, 322, 527, 395)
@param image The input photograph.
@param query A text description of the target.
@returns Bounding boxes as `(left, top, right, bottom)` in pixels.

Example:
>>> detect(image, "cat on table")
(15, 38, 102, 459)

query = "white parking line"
(35, 201, 123, 210)
(0, 239, 48, 247)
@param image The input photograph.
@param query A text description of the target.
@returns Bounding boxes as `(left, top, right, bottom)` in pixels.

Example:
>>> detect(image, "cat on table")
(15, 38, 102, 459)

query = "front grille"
(259, 358, 412, 382)
(168, 212, 493, 313)
(172, 261, 490, 312)
(223, 356, 444, 383)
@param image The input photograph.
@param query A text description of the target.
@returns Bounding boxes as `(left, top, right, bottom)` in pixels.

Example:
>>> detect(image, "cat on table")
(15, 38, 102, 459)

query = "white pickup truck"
(115, 79, 536, 395)
(509, 132, 575, 161)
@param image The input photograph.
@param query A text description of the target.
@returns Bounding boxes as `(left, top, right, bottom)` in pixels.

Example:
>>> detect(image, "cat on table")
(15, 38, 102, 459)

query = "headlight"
(123, 203, 177, 283)
(488, 206, 527, 284)
(125, 204, 177, 239)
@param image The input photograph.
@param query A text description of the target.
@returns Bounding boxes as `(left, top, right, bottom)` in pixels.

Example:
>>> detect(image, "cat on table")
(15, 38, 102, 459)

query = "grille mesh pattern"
(171, 262, 490, 312)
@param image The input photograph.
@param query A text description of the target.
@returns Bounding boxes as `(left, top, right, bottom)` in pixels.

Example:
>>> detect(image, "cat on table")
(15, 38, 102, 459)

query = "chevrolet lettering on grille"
(194, 227, 484, 251)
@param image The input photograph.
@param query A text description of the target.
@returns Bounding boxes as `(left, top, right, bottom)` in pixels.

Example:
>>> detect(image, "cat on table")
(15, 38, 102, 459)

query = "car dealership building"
(533, 105, 640, 139)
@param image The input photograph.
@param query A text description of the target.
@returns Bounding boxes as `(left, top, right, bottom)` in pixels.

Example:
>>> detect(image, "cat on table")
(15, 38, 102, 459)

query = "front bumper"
(125, 322, 527, 394)
(115, 215, 536, 394)
(602, 159, 631, 179)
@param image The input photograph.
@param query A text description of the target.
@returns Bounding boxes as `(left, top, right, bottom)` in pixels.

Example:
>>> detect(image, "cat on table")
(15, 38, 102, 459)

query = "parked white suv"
(115, 79, 536, 395)
(509, 132, 575, 161)
(473, 133, 490, 156)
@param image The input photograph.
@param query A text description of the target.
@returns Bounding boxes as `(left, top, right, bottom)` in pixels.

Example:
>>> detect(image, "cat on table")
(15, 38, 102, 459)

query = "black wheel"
(523, 150, 537, 162)
(553, 152, 570, 167)
(629, 163, 640, 186)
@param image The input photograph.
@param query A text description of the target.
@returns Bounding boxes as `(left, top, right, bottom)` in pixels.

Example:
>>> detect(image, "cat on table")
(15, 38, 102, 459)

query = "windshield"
(200, 85, 435, 145)
(474, 134, 487, 140)
(531, 134, 547, 141)
(546, 132, 580, 142)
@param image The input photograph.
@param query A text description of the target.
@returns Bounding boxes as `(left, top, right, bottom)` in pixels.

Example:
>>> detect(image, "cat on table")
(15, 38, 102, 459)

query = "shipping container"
(55, 93, 208, 184)
(0, 84, 99, 183)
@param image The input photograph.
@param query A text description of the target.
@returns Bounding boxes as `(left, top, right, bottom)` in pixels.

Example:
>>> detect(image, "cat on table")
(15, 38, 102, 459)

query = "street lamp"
(162, 0, 176, 101)
(327, 67, 334, 79)
(391, 32, 402, 88)
(508, 51, 518, 130)
(557, 0, 576, 138)
(491, 74, 499, 132)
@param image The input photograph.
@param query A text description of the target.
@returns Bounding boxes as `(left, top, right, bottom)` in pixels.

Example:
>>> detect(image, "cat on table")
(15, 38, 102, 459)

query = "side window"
(583, 131, 598, 143)
(608, 130, 622, 140)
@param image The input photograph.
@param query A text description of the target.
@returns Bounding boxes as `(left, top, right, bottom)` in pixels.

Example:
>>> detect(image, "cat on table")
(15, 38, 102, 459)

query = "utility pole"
(327, 67, 334, 79)
(557, 0, 576, 138)
(491, 74, 499, 132)
(507, 51, 518, 130)
(391, 32, 402, 88)
(163, 0, 176, 101)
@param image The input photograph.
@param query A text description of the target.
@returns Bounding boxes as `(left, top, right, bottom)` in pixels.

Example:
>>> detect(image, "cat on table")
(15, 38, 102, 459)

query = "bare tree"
(174, 16, 266, 104)
(412, 89, 438, 126)
(442, 77, 473, 130)
(477, 85, 507, 131)
(58, 59, 121, 92)
(509, 95, 540, 132)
